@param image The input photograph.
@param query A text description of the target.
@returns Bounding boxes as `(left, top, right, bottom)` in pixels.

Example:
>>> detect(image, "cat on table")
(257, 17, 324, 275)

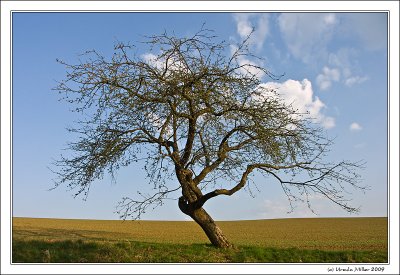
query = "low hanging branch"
(53, 27, 366, 248)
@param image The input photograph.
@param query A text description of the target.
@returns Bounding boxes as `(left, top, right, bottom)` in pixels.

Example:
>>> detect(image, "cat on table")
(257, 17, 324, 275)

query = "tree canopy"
(53, 28, 365, 247)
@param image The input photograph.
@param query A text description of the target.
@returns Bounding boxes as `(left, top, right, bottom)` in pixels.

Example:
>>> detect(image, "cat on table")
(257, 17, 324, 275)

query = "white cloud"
(141, 53, 163, 69)
(276, 13, 381, 91)
(141, 52, 189, 76)
(278, 13, 386, 65)
(321, 117, 336, 129)
(341, 13, 387, 51)
(316, 66, 340, 90)
(259, 79, 335, 129)
(323, 13, 337, 25)
(328, 48, 355, 71)
(345, 76, 368, 87)
(233, 13, 270, 50)
(328, 49, 369, 88)
(349, 122, 362, 131)
(230, 14, 270, 79)
(278, 13, 337, 63)
(234, 13, 253, 38)
(261, 199, 291, 219)
(259, 193, 354, 219)
(230, 45, 265, 79)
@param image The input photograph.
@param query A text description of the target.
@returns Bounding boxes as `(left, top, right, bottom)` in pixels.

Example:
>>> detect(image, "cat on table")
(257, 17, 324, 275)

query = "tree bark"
(178, 197, 232, 248)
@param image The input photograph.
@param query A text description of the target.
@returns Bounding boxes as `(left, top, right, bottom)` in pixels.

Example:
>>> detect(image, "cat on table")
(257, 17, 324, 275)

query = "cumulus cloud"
(345, 76, 368, 87)
(141, 53, 162, 68)
(259, 79, 335, 129)
(278, 13, 337, 63)
(349, 122, 362, 131)
(316, 66, 340, 90)
(233, 13, 270, 50)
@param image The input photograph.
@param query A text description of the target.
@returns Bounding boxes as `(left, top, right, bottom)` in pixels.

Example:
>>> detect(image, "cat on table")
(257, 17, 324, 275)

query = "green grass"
(12, 217, 388, 263)
(12, 239, 387, 263)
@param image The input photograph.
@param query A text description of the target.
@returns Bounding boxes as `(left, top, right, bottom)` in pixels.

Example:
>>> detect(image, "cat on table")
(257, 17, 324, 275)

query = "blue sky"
(12, 12, 388, 221)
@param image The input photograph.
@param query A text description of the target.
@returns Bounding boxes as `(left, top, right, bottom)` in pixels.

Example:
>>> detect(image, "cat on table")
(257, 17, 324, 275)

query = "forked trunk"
(178, 195, 231, 248)
(186, 207, 232, 248)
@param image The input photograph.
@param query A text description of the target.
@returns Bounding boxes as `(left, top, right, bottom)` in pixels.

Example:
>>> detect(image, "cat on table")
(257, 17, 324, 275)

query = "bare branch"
(53, 27, 365, 222)
(116, 186, 181, 220)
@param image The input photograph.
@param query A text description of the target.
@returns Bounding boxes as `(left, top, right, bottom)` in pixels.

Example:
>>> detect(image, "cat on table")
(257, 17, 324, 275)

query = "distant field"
(12, 217, 388, 263)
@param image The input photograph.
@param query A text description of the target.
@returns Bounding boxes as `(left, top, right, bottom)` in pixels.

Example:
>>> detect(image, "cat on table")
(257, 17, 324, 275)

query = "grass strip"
(12, 239, 388, 263)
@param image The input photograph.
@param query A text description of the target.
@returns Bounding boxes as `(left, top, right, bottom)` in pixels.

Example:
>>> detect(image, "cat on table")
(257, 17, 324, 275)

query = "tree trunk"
(190, 207, 232, 248)
(178, 198, 230, 248)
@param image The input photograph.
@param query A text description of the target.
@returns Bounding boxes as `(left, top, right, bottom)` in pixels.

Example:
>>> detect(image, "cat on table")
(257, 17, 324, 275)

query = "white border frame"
(1, 1, 399, 274)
